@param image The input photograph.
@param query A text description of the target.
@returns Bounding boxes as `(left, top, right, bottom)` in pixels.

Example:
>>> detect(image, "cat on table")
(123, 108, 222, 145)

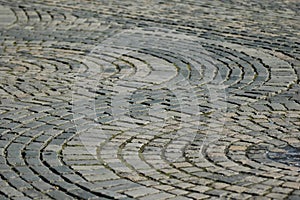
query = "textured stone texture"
(0, 0, 299, 199)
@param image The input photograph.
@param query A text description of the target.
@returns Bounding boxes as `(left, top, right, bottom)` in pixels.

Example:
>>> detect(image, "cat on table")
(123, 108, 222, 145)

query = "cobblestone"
(0, 0, 299, 199)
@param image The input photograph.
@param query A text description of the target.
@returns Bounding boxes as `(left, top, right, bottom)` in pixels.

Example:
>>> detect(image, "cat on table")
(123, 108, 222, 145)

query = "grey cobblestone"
(0, 0, 300, 199)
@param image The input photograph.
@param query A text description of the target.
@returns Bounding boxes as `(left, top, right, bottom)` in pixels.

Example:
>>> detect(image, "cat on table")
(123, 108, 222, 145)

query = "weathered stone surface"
(0, 0, 299, 199)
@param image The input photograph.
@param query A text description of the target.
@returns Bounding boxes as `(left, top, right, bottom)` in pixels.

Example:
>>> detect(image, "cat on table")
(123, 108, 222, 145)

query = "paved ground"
(0, 0, 300, 199)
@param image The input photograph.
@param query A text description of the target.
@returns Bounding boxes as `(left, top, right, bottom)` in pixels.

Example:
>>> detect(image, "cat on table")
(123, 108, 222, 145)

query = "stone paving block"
(187, 193, 211, 200)
(68, 188, 97, 199)
(123, 187, 159, 198)
(139, 192, 175, 200)
(109, 183, 141, 192)
(9, 178, 33, 191)
(11, 197, 32, 200)
(22, 189, 48, 199)
(0, 186, 24, 197)
(47, 190, 73, 200)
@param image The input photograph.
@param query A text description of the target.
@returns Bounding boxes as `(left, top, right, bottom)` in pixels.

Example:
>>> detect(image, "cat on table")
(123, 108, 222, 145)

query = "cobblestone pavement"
(0, 0, 300, 199)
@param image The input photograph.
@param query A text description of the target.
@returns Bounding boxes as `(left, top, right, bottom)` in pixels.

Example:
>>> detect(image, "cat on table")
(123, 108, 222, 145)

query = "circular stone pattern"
(0, 0, 299, 200)
(0, 5, 16, 28)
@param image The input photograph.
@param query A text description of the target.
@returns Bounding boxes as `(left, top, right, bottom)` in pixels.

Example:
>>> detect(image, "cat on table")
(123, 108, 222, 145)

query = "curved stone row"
(69, 28, 298, 199)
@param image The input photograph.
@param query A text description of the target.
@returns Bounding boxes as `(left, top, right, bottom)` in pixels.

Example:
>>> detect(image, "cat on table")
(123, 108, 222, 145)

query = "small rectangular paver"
(139, 192, 175, 200)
